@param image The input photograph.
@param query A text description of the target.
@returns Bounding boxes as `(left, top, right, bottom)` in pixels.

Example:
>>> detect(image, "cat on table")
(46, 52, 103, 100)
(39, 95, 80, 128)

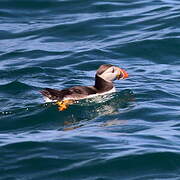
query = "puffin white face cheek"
(100, 67, 117, 82)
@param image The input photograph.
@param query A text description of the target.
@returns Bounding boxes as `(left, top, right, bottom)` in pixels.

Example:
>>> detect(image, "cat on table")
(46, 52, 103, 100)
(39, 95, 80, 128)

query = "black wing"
(40, 88, 73, 101)
(41, 86, 97, 101)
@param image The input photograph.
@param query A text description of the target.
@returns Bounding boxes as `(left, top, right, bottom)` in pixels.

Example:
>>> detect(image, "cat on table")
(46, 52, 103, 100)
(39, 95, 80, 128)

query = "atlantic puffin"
(41, 64, 129, 111)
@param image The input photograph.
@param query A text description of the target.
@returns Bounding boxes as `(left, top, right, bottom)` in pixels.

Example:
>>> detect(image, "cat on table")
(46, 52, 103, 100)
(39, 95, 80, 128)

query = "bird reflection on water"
(62, 89, 135, 131)
(0, 89, 135, 131)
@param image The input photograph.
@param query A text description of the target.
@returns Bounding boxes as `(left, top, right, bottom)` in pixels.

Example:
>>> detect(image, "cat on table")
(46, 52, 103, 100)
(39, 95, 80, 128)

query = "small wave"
(0, 80, 37, 93)
(0, 0, 63, 11)
(55, 151, 180, 179)
(0, 50, 62, 60)
(2, 147, 178, 180)
(108, 37, 180, 64)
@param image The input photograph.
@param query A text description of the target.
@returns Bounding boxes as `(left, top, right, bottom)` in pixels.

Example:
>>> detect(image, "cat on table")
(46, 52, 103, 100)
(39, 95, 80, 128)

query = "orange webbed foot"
(56, 100, 75, 111)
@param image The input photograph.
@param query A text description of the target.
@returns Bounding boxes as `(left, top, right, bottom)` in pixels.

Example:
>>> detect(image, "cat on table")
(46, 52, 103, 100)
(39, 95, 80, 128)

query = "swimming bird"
(41, 64, 129, 111)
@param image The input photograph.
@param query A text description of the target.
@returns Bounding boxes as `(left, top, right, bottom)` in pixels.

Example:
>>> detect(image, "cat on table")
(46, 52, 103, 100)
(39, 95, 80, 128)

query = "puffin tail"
(40, 88, 74, 111)
(40, 89, 50, 97)
(40, 88, 63, 102)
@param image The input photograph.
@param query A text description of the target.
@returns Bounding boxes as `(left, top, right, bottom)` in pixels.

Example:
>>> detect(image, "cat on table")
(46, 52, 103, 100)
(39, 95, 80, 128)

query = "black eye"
(112, 68, 115, 73)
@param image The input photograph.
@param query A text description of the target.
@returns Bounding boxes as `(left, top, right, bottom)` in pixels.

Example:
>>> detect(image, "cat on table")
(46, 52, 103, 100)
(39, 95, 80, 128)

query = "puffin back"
(41, 88, 72, 101)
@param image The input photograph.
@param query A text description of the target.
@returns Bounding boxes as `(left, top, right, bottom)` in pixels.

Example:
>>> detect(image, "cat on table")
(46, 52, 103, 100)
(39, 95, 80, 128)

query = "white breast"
(43, 97, 56, 103)
(83, 87, 116, 99)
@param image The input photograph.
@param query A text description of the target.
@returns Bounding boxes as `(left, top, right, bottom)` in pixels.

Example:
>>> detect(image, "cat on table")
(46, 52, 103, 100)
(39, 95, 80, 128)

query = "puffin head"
(96, 64, 129, 82)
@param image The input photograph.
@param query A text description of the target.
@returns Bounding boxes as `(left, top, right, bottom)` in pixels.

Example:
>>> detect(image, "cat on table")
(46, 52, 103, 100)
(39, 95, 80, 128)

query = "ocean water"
(0, 0, 180, 179)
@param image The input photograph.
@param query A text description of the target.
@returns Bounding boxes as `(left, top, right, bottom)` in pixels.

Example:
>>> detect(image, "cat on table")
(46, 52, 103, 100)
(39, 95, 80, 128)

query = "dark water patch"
(70, 50, 125, 71)
(0, 10, 13, 18)
(137, 89, 179, 102)
(72, 60, 109, 71)
(1, 138, 99, 179)
(120, 104, 178, 123)
(34, 152, 180, 180)
(0, 80, 37, 94)
(0, 0, 92, 11)
(36, 55, 83, 68)
(0, 0, 61, 10)
(92, 1, 150, 11)
(0, 66, 71, 85)
(0, 50, 64, 61)
(0, 67, 44, 81)
(0, 0, 94, 23)
(131, 174, 179, 180)
(0, 105, 58, 132)
(1, 130, 180, 179)
(108, 38, 180, 64)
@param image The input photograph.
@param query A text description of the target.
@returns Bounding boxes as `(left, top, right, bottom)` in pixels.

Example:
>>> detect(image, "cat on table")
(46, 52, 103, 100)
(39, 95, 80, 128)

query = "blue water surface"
(0, 0, 180, 179)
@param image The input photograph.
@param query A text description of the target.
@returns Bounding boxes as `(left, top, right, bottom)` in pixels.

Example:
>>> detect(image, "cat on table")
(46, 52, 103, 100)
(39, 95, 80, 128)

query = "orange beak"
(117, 68, 129, 80)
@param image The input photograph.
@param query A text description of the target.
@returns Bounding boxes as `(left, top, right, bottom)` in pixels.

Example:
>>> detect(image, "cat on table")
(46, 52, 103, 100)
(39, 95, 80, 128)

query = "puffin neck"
(94, 74, 114, 92)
